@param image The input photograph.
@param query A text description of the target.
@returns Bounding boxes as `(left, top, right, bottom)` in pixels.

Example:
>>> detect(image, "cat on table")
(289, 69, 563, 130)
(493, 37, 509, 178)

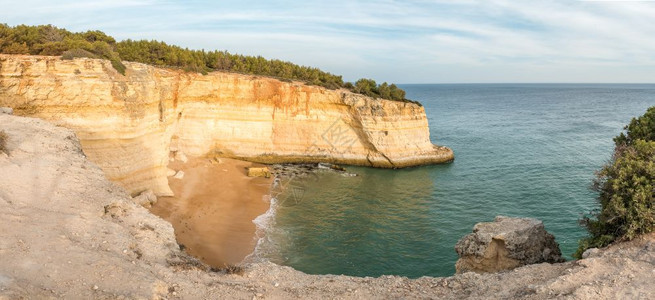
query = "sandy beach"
(150, 156, 273, 268)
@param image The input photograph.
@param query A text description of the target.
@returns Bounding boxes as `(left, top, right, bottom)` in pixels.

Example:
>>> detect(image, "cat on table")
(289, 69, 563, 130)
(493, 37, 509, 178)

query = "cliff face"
(0, 54, 453, 196)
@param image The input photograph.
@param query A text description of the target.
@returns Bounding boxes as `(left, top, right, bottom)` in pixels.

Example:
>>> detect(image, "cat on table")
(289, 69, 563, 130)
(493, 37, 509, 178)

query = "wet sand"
(150, 157, 273, 268)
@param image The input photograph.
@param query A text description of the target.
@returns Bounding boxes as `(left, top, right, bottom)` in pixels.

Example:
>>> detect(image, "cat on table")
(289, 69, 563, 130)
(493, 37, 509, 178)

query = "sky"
(2, 0, 655, 83)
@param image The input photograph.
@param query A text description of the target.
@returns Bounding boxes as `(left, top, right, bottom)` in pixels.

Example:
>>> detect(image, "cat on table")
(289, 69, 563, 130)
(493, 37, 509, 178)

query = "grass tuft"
(210, 264, 245, 276)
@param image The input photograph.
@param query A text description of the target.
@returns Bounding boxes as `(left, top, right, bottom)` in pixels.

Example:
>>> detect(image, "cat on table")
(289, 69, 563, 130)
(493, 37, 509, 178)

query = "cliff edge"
(0, 54, 453, 196)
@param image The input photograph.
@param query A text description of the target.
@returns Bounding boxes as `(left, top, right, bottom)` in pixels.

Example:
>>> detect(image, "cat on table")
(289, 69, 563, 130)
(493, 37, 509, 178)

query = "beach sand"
(150, 157, 273, 268)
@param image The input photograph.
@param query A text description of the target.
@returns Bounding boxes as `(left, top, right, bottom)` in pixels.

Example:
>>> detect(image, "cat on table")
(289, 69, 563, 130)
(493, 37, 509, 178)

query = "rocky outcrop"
(0, 54, 453, 196)
(455, 216, 564, 274)
(247, 167, 272, 178)
(132, 189, 157, 208)
(0, 107, 12, 115)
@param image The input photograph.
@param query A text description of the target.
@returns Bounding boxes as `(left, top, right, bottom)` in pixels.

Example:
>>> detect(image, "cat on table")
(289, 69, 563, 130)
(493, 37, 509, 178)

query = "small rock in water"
(247, 167, 271, 178)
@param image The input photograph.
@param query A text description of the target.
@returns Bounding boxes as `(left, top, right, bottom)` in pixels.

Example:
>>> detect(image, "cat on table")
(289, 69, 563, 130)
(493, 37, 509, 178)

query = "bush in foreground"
(575, 107, 655, 258)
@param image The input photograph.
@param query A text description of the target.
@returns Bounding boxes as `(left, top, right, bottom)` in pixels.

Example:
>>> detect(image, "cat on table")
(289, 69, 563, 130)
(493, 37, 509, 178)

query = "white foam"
(245, 196, 281, 263)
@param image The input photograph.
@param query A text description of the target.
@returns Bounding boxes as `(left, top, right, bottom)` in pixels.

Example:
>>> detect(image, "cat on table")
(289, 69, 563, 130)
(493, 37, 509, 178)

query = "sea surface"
(254, 84, 655, 278)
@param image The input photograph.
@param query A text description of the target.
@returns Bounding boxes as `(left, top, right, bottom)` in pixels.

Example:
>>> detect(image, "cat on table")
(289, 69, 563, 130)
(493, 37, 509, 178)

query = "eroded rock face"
(455, 216, 564, 274)
(0, 54, 453, 196)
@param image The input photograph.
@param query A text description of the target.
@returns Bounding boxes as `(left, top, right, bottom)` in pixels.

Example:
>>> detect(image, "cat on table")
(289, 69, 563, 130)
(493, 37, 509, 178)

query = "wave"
(246, 190, 282, 264)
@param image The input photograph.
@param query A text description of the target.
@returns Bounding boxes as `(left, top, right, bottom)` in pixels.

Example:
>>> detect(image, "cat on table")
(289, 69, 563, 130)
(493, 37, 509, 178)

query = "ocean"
(253, 84, 655, 278)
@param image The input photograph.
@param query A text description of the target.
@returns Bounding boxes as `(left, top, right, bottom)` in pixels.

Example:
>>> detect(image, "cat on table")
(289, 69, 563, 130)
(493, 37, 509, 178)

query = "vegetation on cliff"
(576, 106, 655, 258)
(0, 24, 411, 102)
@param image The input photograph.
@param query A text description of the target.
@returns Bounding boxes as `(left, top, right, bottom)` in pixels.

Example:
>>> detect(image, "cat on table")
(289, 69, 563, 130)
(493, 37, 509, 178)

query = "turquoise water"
(256, 84, 655, 278)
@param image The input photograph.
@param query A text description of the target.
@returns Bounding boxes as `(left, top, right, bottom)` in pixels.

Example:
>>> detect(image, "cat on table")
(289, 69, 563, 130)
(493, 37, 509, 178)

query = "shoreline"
(150, 156, 273, 268)
(149, 159, 358, 269)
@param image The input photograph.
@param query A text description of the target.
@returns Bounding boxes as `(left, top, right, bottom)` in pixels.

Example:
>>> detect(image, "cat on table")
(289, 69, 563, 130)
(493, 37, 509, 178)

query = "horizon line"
(398, 82, 655, 85)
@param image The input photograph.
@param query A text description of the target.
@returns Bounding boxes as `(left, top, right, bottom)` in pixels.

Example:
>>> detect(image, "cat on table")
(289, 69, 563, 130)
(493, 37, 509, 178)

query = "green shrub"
(575, 107, 655, 258)
(614, 106, 655, 147)
(61, 48, 96, 60)
(1, 42, 29, 54)
(0, 130, 7, 153)
(109, 58, 126, 75)
(39, 41, 68, 56)
(347, 79, 407, 101)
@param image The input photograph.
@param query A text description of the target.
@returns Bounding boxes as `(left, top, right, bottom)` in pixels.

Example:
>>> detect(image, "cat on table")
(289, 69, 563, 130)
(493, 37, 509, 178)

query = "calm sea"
(254, 84, 655, 278)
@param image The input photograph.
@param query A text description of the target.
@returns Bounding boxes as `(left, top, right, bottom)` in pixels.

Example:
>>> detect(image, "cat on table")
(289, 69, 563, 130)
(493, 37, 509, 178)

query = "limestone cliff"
(0, 54, 453, 196)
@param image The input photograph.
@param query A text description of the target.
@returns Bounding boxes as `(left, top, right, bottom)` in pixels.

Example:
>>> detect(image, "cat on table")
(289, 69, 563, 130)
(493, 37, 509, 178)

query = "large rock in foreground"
(455, 216, 564, 274)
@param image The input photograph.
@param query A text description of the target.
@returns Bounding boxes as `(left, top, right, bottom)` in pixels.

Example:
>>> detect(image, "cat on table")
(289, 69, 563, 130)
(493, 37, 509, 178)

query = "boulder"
(0, 107, 13, 115)
(132, 189, 157, 208)
(247, 167, 271, 178)
(166, 168, 176, 177)
(455, 216, 564, 274)
(582, 248, 600, 259)
(173, 170, 185, 179)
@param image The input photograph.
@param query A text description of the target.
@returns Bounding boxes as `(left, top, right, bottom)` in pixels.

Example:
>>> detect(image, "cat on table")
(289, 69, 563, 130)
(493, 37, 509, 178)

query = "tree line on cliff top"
(0, 24, 412, 103)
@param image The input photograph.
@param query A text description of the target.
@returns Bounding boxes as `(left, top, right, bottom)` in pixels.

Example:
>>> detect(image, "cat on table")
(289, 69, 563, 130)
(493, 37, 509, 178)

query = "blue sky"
(3, 0, 655, 83)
